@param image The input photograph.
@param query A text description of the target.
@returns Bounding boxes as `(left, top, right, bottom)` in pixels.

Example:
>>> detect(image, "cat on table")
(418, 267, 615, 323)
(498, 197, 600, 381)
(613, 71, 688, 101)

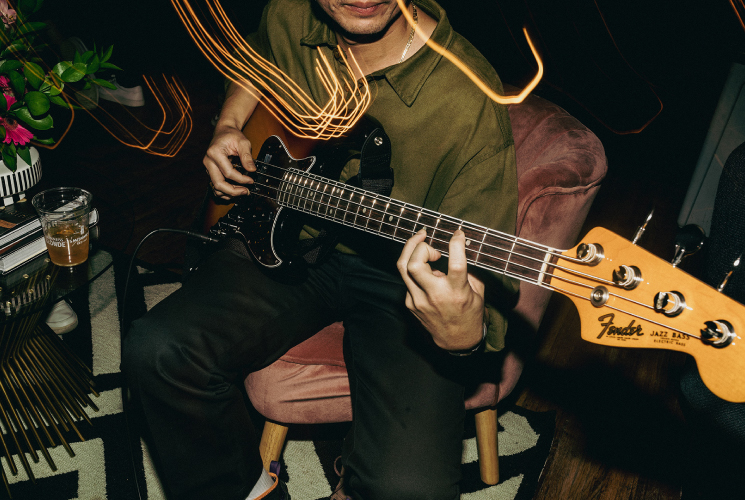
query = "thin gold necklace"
(398, 4, 418, 63)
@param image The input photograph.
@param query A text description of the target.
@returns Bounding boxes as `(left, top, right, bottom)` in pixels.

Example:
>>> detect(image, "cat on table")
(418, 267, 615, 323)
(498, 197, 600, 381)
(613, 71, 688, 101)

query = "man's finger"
(406, 241, 441, 290)
(447, 230, 469, 288)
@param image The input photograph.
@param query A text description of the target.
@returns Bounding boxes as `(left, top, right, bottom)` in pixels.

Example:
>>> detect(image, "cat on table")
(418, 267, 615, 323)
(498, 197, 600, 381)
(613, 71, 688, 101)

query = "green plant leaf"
(0, 126, 5, 141)
(81, 50, 95, 64)
(7, 70, 25, 96)
(23, 61, 45, 89)
(92, 78, 117, 90)
(61, 63, 87, 83)
(49, 95, 70, 108)
(0, 60, 22, 73)
(24, 91, 49, 116)
(85, 54, 100, 75)
(42, 74, 64, 96)
(14, 107, 53, 130)
(2, 148, 17, 172)
(0, 94, 7, 113)
(17, 146, 31, 167)
(99, 62, 123, 71)
(17, 21, 46, 35)
(73, 50, 82, 65)
(52, 61, 72, 78)
(101, 45, 114, 63)
(1, 42, 27, 59)
(34, 137, 55, 145)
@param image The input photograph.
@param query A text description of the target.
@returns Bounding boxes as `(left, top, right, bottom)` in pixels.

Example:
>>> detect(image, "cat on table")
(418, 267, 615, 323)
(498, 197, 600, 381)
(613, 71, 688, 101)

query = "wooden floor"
(38, 3, 741, 498)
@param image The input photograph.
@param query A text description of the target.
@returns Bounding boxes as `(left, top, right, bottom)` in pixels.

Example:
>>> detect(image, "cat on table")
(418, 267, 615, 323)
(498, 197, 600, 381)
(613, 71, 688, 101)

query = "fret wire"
(253, 167, 586, 278)
(269, 172, 569, 279)
(475, 229, 487, 266)
(257, 163, 526, 251)
(505, 238, 517, 275)
(246, 189, 623, 298)
(235, 178, 676, 330)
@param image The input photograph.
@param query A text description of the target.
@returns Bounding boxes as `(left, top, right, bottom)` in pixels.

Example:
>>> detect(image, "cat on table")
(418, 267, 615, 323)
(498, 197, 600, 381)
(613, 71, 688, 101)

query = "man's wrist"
(447, 322, 487, 357)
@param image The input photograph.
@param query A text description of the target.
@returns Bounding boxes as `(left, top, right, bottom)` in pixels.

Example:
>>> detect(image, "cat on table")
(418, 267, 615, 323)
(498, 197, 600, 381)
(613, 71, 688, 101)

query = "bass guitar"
(206, 102, 745, 403)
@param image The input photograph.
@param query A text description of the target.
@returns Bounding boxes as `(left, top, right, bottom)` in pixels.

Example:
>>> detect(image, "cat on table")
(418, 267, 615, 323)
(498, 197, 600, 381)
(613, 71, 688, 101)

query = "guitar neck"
(278, 168, 558, 286)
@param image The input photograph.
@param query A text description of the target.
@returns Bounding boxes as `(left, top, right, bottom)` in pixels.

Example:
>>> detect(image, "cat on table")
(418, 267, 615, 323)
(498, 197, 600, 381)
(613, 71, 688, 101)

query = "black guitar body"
(208, 116, 391, 274)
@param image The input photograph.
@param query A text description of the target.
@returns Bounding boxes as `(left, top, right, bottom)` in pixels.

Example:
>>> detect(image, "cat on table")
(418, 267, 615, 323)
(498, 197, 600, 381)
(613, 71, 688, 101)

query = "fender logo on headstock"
(597, 313, 644, 339)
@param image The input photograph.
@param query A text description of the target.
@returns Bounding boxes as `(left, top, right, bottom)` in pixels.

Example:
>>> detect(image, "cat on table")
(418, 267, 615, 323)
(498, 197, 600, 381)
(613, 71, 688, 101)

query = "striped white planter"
(0, 147, 42, 205)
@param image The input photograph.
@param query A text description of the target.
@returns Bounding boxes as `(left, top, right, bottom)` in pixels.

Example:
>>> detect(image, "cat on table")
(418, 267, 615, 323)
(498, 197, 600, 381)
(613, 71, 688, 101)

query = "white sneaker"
(45, 300, 79, 335)
(98, 75, 145, 107)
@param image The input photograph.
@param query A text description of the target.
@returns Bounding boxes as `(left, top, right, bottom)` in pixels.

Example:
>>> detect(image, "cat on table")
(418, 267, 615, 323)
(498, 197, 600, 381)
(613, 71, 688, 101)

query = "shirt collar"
(300, 0, 452, 107)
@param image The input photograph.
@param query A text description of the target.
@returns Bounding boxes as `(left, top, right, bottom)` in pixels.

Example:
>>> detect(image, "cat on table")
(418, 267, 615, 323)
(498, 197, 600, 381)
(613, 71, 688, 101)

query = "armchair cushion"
(246, 90, 607, 421)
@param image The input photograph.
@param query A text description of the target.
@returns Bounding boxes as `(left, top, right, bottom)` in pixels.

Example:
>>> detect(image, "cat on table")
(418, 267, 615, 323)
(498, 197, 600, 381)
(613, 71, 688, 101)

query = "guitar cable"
(119, 228, 218, 500)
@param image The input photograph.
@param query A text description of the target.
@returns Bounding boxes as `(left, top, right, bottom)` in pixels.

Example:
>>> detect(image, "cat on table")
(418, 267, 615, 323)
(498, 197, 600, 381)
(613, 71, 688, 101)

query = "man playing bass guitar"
(122, 0, 519, 498)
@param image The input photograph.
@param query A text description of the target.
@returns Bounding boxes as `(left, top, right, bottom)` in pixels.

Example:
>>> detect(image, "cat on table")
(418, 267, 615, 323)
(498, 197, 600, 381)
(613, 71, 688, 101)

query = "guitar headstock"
(555, 227, 745, 403)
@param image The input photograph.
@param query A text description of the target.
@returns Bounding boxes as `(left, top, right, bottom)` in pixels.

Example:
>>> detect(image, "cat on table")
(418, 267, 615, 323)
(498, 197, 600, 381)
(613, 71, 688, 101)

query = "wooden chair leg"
(474, 407, 499, 485)
(258, 421, 289, 471)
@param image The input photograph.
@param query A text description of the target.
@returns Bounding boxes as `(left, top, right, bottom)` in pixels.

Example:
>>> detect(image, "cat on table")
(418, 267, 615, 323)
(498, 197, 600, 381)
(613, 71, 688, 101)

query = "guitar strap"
(297, 125, 393, 265)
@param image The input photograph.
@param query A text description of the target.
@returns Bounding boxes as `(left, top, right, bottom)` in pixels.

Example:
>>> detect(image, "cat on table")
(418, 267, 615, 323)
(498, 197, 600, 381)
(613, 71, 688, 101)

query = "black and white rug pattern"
(2, 259, 555, 499)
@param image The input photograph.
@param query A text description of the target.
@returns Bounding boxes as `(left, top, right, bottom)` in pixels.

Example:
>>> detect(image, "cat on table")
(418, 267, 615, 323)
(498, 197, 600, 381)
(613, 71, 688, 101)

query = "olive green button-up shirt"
(245, 0, 519, 352)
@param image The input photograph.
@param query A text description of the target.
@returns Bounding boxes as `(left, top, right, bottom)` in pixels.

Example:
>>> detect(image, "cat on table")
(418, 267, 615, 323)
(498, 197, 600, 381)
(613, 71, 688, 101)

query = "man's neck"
(337, 3, 436, 79)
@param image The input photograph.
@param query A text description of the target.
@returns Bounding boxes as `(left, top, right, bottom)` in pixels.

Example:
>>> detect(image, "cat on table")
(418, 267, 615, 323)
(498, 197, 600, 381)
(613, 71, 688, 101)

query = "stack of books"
(0, 201, 99, 274)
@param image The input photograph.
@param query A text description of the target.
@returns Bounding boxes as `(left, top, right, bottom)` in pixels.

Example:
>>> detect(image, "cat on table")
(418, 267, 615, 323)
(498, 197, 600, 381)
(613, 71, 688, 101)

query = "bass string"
(250, 161, 564, 259)
(244, 184, 705, 340)
(243, 163, 686, 327)
(250, 163, 626, 285)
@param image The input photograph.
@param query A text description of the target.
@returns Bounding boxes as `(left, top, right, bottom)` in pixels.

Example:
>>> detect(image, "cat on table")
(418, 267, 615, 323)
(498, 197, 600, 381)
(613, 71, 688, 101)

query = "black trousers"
(122, 248, 475, 500)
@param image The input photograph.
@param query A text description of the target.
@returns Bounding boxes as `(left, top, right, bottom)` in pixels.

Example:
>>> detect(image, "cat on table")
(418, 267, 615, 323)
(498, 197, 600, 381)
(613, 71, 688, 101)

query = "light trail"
(171, 0, 543, 140)
(395, 0, 543, 104)
(170, 0, 371, 140)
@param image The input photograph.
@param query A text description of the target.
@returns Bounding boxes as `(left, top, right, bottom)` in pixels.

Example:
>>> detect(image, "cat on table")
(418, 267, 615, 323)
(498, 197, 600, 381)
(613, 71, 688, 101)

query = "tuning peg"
(632, 205, 655, 245)
(671, 224, 706, 268)
(717, 252, 742, 293)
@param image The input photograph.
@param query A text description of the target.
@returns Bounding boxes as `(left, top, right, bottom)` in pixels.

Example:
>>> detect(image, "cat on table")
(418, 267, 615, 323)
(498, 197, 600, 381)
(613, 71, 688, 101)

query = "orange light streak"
(31, 75, 193, 158)
(171, 0, 371, 140)
(172, 0, 541, 140)
(9, 32, 193, 157)
(81, 75, 194, 158)
(396, 0, 543, 104)
(731, 0, 745, 32)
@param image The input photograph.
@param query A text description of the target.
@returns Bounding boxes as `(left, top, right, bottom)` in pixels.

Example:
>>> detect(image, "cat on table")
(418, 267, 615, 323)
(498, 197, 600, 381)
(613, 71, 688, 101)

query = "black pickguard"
(208, 116, 390, 272)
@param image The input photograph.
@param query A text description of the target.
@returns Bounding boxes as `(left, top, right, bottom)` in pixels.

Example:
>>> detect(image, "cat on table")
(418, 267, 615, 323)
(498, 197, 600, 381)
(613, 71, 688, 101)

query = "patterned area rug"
(2, 258, 555, 499)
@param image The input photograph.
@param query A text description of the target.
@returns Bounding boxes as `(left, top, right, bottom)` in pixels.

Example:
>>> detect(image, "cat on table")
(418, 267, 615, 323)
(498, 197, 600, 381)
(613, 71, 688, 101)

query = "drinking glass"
(32, 187, 93, 266)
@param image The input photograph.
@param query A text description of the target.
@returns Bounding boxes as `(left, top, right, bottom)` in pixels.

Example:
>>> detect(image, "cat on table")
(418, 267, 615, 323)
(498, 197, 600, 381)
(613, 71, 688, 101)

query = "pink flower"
(0, 75, 10, 96)
(1, 117, 33, 145)
(0, 0, 16, 28)
(0, 91, 31, 145)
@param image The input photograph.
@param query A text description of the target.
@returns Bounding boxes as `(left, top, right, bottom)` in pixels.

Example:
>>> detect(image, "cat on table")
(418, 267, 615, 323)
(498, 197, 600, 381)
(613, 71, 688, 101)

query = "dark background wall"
(37, 0, 745, 253)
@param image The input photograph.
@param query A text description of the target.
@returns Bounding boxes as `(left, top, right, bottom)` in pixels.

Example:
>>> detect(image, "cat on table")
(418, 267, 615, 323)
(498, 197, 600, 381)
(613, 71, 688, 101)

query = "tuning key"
(671, 224, 706, 268)
(653, 291, 686, 317)
(701, 320, 736, 347)
(576, 243, 604, 266)
(612, 265, 642, 289)
(632, 205, 655, 245)
(717, 252, 742, 293)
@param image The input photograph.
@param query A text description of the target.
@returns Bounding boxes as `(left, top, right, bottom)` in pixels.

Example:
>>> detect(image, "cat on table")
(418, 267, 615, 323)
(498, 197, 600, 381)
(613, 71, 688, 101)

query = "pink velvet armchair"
(245, 89, 608, 485)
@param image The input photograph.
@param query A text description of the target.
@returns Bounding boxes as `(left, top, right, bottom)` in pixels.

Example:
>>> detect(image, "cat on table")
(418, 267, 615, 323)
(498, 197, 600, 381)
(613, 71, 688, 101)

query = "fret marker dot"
(389, 216, 393, 221)
(362, 208, 367, 213)
(465, 239, 471, 246)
